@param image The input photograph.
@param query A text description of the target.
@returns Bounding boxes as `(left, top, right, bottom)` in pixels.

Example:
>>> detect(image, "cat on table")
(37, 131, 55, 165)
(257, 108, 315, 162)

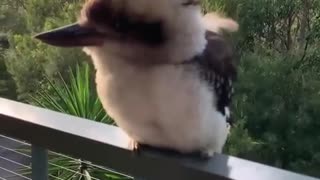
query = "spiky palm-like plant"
(32, 63, 113, 124)
(21, 62, 130, 180)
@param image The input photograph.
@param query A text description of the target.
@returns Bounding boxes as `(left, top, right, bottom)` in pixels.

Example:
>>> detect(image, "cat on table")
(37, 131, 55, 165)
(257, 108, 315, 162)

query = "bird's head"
(34, 0, 207, 65)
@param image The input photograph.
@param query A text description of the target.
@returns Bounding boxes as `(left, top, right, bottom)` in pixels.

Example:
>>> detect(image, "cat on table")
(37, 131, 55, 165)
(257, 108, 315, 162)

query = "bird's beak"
(34, 23, 105, 47)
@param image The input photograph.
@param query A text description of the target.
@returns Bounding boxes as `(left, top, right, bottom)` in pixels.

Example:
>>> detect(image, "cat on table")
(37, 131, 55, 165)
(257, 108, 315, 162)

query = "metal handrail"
(0, 98, 318, 180)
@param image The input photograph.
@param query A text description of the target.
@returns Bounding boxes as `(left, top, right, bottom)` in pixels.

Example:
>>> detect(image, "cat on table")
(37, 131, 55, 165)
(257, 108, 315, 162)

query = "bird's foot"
(226, 122, 231, 135)
(133, 141, 141, 153)
(129, 139, 141, 155)
(200, 149, 216, 159)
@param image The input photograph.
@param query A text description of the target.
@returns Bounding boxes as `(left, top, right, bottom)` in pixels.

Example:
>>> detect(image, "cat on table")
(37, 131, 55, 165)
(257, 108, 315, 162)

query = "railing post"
(32, 145, 48, 180)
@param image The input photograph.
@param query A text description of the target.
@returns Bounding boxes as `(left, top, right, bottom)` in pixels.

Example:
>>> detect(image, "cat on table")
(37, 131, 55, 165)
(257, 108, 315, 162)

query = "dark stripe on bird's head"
(82, 0, 166, 46)
(182, 0, 200, 6)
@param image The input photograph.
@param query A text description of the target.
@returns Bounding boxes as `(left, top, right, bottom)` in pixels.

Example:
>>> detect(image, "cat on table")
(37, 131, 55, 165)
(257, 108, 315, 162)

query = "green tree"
(2, 0, 87, 101)
(27, 62, 129, 180)
(0, 34, 17, 99)
(0, 0, 319, 178)
(204, 0, 320, 177)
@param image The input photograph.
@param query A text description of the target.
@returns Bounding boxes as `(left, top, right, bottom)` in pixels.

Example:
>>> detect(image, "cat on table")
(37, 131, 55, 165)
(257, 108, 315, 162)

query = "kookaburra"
(35, 0, 239, 157)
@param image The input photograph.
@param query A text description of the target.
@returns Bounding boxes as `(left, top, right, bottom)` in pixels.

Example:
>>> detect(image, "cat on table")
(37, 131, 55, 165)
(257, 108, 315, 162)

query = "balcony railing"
(0, 97, 318, 180)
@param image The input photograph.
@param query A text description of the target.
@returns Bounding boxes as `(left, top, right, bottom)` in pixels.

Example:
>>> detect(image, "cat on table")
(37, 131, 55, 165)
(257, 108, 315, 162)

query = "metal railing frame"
(0, 98, 318, 180)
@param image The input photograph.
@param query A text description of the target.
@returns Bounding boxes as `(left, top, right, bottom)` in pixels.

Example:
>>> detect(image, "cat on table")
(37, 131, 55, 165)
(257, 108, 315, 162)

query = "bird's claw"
(200, 150, 215, 159)
(129, 140, 141, 155)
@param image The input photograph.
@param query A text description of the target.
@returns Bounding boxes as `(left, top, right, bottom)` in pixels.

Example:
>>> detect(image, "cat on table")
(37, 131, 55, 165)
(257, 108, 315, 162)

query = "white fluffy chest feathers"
(94, 62, 229, 154)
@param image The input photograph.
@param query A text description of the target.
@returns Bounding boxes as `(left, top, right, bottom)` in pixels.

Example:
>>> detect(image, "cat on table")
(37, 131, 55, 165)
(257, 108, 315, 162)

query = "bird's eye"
(182, 0, 200, 6)
(114, 22, 121, 30)
(113, 17, 130, 33)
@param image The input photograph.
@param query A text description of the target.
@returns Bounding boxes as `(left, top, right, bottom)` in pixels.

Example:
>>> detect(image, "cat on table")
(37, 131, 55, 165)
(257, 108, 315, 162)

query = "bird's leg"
(200, 150, 215, 159)
(133, 141, 141, 153)
(129, 139, 141, 155)
(226, 122, 231, 135)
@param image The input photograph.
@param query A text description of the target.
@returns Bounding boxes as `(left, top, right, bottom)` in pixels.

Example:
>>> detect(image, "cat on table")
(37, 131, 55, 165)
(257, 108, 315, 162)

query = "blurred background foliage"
(0, 0, 319, 178)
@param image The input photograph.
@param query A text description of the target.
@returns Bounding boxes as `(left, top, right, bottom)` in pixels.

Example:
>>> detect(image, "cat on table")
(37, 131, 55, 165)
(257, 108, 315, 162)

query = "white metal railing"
(0, 135, 127, 180)
(0, 98, 319, 180)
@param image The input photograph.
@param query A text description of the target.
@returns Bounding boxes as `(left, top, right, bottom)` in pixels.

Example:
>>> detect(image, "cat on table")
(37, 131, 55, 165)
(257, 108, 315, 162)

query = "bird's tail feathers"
(202, 12, 239, 33)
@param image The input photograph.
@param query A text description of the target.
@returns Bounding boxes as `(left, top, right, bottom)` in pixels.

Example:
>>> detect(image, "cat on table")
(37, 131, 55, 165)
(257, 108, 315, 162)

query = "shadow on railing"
(0, 98, 318, 180)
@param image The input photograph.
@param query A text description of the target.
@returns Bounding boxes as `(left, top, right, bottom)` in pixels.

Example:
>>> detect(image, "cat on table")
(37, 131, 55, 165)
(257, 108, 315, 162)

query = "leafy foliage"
(1, 0, 86, 101)
(205, 0, 320, 177)
(0, 35, 16, 99)
(31, 62, 113, 124)
(26, 63, 129, 180)
(0, 0, 320, 179)
(228, 51, 320, 177)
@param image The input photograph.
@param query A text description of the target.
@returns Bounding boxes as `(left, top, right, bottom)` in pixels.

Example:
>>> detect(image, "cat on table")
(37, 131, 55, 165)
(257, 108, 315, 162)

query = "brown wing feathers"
(196, 31, 237, 124)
